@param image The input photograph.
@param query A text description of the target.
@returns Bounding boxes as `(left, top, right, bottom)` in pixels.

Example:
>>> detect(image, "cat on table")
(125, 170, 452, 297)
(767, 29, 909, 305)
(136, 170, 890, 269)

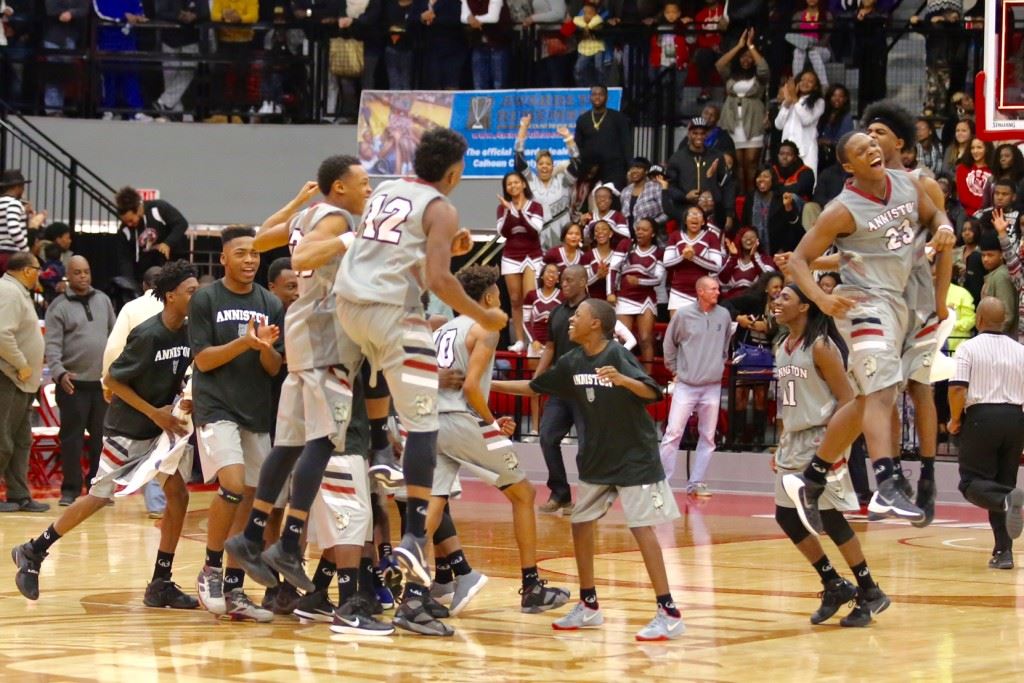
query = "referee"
(948, 297, 1024, 570)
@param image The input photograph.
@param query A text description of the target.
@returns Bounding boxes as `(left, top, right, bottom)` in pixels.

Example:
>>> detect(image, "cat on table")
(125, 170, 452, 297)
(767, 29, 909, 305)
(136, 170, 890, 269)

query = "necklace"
(591, 109, 607, 131)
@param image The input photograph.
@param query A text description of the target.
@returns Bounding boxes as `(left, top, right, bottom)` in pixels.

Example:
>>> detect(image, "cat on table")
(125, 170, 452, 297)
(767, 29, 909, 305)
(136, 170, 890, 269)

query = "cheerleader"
(498, 170, 544, 352)
(610, 217, 664, 370)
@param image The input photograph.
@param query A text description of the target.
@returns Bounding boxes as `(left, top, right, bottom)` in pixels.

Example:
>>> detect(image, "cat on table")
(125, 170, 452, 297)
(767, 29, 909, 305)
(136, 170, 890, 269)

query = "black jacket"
(666, 143, 735, 223)
(116, 199, 189, 282)
(741, 190, 801, 255)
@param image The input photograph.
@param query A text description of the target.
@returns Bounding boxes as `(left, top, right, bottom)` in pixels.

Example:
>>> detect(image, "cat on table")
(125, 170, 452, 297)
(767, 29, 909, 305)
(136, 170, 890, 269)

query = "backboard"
(979, 0, 1024, 139)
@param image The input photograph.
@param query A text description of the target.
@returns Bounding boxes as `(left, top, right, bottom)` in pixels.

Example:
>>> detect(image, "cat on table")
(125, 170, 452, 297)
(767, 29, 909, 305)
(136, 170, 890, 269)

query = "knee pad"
(219, 486, 243, 504)
(821, 509, 855, 546)
(403, 431, 438, 488)
(362, 364, 391, 400)
(433, 503, 457, 545)
(775, 505, 811, 545)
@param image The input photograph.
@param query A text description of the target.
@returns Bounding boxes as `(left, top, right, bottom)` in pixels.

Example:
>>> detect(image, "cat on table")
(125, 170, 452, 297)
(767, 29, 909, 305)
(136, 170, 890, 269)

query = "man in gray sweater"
(44, 255, 115, 505)
(658, 275, 733, 497)
(0, 251, 48, 512)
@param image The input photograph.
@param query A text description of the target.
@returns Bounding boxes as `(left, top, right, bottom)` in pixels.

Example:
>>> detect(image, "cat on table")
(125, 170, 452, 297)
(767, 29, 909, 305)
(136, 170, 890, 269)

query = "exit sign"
(138, 188, 160, 201)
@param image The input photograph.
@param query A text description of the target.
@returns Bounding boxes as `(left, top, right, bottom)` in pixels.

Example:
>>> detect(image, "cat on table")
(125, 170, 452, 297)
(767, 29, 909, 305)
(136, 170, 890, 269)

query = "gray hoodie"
(44, 288, 115, 383)
(664, 302, 732, 386)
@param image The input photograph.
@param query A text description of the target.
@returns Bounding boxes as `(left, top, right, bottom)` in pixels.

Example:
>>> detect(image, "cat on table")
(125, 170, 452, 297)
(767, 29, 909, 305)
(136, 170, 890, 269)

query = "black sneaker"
(144, 578, 200, 609)
(270, 582, 302, 615)
(357, 589, 383, 616)
(392, 597, 454, 636)
(810, 577, 857, 624)
(262, 540, 314, 593)
(59, 494, 76, 507)
(868, 479, 925, 523)
(12, 542, 46, 600)
(425, 594, 450, 619)
(330, 596, 395, 635)
(839, 586, 890, 627)
(892, 469, 914, 499)
(261, 585, 279, 610)
(225, 533, 279, 588)
(989, 549, 1014, 570)
(781, 473, 825, 535)
(520, 580, 571, 614)
(912, 479, 936, 528)
(294, 589, 336, 622)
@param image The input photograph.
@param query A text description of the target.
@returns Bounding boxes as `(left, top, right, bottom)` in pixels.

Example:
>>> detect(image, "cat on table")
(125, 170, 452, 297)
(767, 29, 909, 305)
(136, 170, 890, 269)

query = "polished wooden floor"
(1, 481, 1021, 682)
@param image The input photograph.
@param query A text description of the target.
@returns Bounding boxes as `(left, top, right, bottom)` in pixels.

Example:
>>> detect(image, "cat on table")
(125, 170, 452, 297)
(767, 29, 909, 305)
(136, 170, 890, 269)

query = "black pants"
(539, 396, 585, 504)
(957, 403, 1024, 552)
(56, 382, 106, 496)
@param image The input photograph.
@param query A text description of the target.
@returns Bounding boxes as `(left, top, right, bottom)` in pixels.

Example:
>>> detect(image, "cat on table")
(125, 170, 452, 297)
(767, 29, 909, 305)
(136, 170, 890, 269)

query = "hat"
(688, 117, 709, 130)
(0, 169, 30, 189)
(648, 164, 666, 176)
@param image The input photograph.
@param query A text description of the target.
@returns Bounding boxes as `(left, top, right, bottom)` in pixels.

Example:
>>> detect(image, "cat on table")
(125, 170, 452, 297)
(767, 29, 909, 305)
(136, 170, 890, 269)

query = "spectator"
(723, 270, 782, 445)
(647, 0, 690, 115)
(975, 179, 1021, 247)
(701, 104, 736, 163)
(774, 71, 825, 178)
(983, 144, 1024, 211)
(266, 256, 298, 310)
(524, 261, 562, 355)
(497, 170, 544, 352)
(0, 170, 46, 274)
(255, 10, 304, 117)
(692, 0, 726, 105)
(910, 0, 963, 118)
(788, 0, 832, 86)
(942, 117, 974, 175)
(114, 187, 190, 284)
(384, 0, 419, 89)
(582, 220, 616, 300)
(772, 140, 815, 201)
(720, 227, 775, 299)
(956, 137, 994, 217)
(2, 0, 35, 107)
(521, 0, 569, 88)
(995, 209, 1024, 340)
(418, 0, 467, 90)
(42, 221, 73, 269)
(572, 0, 608, 87)
(620, 158, 666, 239)
(663, 205, 722, 313)
(514, 115, 580, 250)
(153, 0, 207, 117)
(954, 218, 978, 286)
(94, 0, 150, 121)
(665, 117, 732, 225)
(852, 0, 888, 113)
(0, 252, 48, 513)
(936, 174, 966, 233)
(322, 0, 383, 122)
(818, 84, 853, 174)
(574, 85, 632, 187)
(461, 0, 513, 90)
(817, 270, 839, 294)
(900, 143, 925, 175)
(961, 218, 985, 304)
(915, 117, 944, 177)
(942, 91, 974, 149)
(42, 0, 90, 114)
(38, 241, 67, 304)
(979, 231, 1017, 335)
(543, 223, 584, 271)
(211, 0, 258, 118)
(658, 275, 731, 496)
(716, 28, 770, 194)
(45, 255, 116, 505)
(745, 165, 802, 254)
(945, 264, 975, 353)
(610, 217, 664, 370)
(696, 189, 726, 236)
(582, 183, 628, 243)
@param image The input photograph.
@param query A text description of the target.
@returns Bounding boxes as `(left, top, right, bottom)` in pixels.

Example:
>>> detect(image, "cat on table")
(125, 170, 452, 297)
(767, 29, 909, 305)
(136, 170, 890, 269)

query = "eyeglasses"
(21, 266, 40, 273)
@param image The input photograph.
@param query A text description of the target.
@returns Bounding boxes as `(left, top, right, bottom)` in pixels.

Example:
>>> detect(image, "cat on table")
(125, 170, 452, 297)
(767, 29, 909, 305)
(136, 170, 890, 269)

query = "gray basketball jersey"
(775, 337, 837, 433)
(335, 178, 447, 309)
(284, 203, 354, 371)
(903, 169, 937, 320)
(835, 169, 921, 295)
(434, 315, 492, 414)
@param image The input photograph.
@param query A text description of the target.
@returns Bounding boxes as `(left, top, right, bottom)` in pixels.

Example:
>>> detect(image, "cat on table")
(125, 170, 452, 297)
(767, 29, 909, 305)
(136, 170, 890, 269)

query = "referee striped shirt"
(0, 196, 28, 252)
(951, 331, 1024, 408)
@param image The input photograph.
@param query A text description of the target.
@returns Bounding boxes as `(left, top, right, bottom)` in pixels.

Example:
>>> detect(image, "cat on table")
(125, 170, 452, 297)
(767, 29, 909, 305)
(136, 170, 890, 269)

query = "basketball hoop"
(978, 0, 1024, 141)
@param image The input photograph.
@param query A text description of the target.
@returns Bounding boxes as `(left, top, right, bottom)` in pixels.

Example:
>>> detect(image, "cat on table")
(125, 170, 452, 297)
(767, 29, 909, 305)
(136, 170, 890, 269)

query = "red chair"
(29, 383, 62, 488)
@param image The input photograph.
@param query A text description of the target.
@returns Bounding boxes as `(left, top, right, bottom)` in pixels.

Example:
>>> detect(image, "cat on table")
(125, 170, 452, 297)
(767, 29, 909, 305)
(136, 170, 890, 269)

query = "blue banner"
(357, 88, 623, 178)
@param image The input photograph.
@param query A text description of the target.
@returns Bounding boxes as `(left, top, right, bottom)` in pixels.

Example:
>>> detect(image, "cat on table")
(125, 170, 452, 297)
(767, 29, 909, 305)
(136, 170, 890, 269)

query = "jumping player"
(13, 261, 199, 609)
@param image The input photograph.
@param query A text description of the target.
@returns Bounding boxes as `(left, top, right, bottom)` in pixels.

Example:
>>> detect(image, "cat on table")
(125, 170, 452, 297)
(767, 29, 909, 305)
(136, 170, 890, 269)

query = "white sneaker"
(686, 482, 711, 497)
(507, 340, 525, 353)
(257, 100, 275, 115)
(196, 565, 226, 615)
(101, 112, 115, 121)
(635, 606, 685, 641)
(132, 112, 153, 122)
(551, 601, 604, 630)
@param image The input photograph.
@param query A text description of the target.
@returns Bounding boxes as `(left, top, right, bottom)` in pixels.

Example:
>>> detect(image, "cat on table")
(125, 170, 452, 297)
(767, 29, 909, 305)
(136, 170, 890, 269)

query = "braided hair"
(786, 283, 848, 365)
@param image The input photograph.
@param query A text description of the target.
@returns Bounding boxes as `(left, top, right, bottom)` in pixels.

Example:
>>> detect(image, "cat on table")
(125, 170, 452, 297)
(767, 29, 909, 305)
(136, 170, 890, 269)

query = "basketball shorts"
(774, 426, 858, 511)
(432, 412, 526, 496)
(90, 434, 193, 499)
(337, 300, 438, 433)
(571, 479, 680, 528)
(307, 454, 373, 549)
(196, 420, 271, 487)
(833, 286, 909, 396)
(274, 367, 355, 450)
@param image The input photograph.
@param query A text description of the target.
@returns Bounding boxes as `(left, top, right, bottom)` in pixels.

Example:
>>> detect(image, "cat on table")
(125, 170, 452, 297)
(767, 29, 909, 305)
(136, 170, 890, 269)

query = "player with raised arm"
(334, 128, 508, 636)
(782, 131, 956, 536)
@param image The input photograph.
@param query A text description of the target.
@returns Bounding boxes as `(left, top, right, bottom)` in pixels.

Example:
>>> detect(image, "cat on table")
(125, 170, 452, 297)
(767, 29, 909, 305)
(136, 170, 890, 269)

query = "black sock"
(656, 593, 680, 618)
(280, 515, 305, 554)
(435, 560, 454, 584)
(224, 567, 244, 592)
(920, 457, 935, 481)
(851, 561, 877, 591)
(580, 586, 599, 610)
(370, 417, 390, 452)
(243, 508, 270, 544)
(152, 550, 174, 582)
(378, 542, 393, 560)
(448, 550, 471, 577)
(359, 557, 376, 592)
(405, 582, 427, 600)
(873, 457, 895, 483)
(406, 497, 428, 537)
(521, 566, 539, 589)
(312, 557, 337, 591)
(31, 524, 61, 555)
(395, 500, 408, 535)
(205, 548, 224, 569)
(803, 455, 830, 485)
(812, 555, 840, 584)
(337, 568, 358, 603)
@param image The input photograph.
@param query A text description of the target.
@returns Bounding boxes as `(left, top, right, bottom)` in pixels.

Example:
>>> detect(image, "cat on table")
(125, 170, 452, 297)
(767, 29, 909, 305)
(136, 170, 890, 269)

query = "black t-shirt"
(189, 280, 285, 432)
(530, 341, 664, 486)
(547, 300, 582, 362)
(105, 314, 191, 440)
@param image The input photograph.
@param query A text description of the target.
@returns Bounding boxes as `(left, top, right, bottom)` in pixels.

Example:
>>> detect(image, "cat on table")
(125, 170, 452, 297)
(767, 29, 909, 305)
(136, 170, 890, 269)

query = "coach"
(948, 297, 1024, 570)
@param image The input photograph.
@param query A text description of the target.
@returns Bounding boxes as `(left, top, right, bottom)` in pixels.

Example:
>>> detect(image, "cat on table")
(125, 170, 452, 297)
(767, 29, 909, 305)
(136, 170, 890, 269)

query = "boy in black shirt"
(492, 298, 684, 641)
(12, 261, 199, 609)
(190, 226, 284, 622)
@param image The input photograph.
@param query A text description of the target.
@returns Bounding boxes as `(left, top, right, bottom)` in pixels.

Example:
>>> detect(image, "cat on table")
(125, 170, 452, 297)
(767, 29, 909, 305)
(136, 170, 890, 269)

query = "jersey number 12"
(361, 194, 412, 244)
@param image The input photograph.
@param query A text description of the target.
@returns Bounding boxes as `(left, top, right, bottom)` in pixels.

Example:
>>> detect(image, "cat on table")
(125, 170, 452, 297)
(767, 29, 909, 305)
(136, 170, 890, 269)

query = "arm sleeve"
(108, 329, 152, 384)
(529, 355, 572, 397)
(614, 320, 637, 351)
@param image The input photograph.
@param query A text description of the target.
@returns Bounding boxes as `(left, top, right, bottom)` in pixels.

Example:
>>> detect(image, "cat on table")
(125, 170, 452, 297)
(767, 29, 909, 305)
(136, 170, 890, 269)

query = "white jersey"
(434, 315, 491, 414)
(285, 203, 354, 371)
(334, 178, 447, 309)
